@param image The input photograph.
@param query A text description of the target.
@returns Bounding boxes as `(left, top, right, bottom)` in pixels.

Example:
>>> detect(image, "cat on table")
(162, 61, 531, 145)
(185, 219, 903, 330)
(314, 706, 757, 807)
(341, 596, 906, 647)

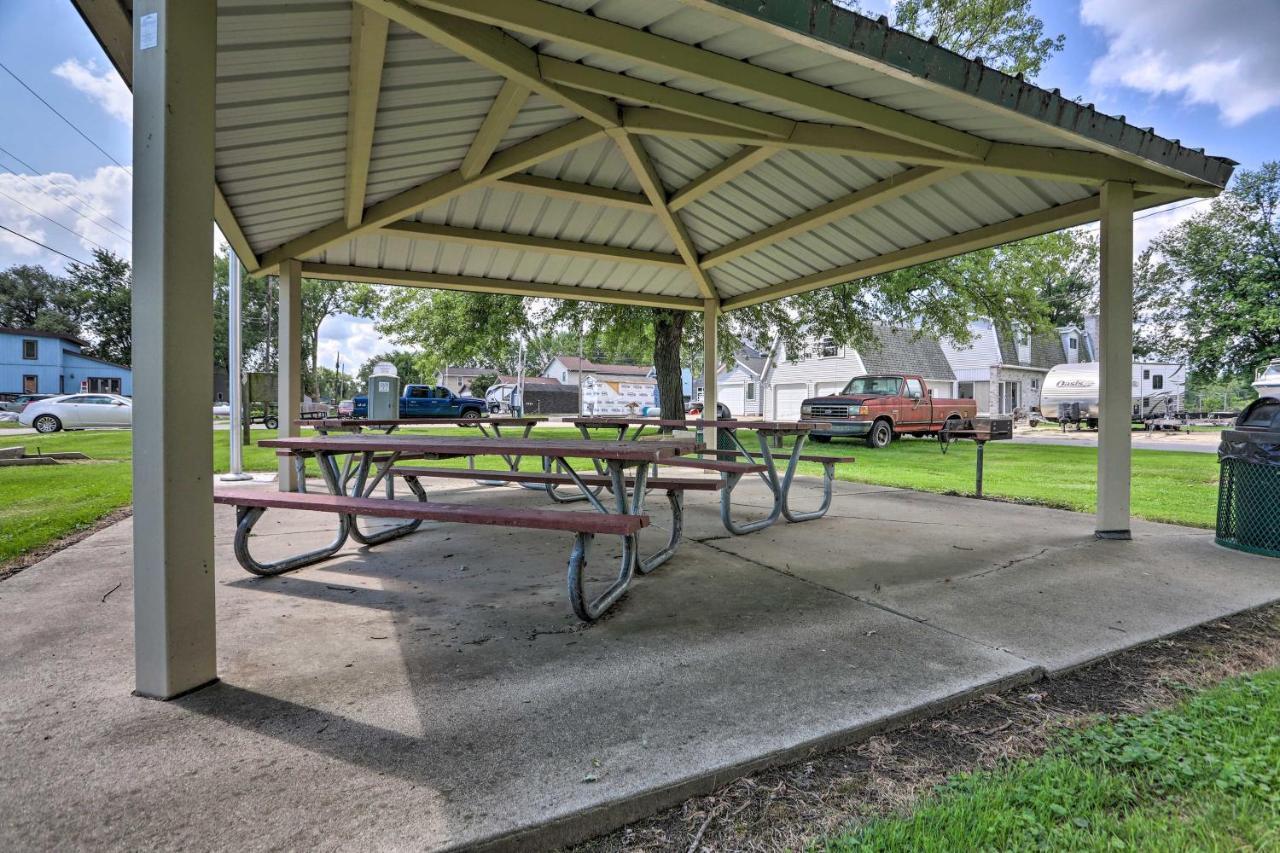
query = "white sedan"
(20, 393, 133, 433)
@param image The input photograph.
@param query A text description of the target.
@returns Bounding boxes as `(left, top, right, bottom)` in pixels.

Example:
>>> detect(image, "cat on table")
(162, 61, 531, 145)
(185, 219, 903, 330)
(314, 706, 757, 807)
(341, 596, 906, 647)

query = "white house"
(543, 355, 653, 386)
(939, 319, 1066, 416)
(761, 327, 957, 420)
(712, 342, 767, 416)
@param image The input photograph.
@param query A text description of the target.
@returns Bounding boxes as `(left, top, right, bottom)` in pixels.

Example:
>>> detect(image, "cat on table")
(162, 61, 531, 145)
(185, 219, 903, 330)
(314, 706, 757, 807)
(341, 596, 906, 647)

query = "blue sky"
(1, 0, 1277, 368)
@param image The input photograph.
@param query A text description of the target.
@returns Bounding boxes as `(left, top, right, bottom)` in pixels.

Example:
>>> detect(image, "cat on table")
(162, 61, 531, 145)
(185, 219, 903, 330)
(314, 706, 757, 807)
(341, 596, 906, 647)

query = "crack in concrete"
(695, 538, 1038, 665)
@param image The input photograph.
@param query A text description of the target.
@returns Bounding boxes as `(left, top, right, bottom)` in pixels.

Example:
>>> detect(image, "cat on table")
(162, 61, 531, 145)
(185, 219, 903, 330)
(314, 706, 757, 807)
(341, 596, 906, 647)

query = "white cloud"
(52, 58, 132, 124)
(1082, 0, 1280, 126)
(0, 165, 132, 269)
(316, 313, 402, 377)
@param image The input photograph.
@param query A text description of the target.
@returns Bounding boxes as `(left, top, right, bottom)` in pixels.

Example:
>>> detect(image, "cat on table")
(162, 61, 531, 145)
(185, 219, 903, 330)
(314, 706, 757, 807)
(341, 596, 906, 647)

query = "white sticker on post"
(139, 13, 158, 50)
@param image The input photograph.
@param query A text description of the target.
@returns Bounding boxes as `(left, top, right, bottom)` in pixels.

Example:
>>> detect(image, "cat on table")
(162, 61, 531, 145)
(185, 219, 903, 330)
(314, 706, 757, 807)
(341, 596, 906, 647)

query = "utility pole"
(221, 253, 251, 482)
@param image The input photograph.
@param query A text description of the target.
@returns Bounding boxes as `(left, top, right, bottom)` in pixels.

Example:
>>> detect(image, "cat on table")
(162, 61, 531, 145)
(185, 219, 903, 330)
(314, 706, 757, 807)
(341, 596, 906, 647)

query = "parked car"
(801, 374, 976, 447)
(20, 393, 133, 433)
(351, 384, 486, 419)
(0, 393, 56, 413)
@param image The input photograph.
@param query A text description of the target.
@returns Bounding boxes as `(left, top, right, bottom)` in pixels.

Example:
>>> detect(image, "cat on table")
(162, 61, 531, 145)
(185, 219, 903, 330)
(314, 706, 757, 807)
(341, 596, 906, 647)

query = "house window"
(1143, 369, 1150, 379)
(1031, 378, 1038, 390)
(1069, 338, 1077, 350)
(1151, 375, 1164, 390)
(958, 382, 974, 399)
(746, 382, 756, 401)
(818, 337, 838, 358)
(22, 339, 38, 360)
(23, 375, 37, 393)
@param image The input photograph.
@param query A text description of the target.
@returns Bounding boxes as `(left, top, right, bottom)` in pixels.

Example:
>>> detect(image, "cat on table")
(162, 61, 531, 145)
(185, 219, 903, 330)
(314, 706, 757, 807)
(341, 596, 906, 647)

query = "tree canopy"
(1135, 162, 1280, 383)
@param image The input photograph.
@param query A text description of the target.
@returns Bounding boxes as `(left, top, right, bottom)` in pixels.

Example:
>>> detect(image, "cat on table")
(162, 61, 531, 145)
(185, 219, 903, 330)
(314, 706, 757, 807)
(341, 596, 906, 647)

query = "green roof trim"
(706, 0, 1236, 188)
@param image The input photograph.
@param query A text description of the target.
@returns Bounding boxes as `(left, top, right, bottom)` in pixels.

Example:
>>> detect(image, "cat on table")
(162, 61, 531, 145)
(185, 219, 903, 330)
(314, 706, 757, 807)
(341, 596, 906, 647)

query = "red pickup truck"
(800, 374, 977, 448)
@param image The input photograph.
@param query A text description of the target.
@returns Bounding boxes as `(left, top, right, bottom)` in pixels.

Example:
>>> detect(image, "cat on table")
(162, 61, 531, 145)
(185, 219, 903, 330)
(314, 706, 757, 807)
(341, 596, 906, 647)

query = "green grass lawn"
(0, 425, 1221, 565)
(822, 669, 1280, 851)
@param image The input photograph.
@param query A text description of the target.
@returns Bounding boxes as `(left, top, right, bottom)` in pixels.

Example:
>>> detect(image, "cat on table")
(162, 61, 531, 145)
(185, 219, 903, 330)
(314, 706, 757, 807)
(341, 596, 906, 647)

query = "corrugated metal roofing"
(79, 0, 1236, 309)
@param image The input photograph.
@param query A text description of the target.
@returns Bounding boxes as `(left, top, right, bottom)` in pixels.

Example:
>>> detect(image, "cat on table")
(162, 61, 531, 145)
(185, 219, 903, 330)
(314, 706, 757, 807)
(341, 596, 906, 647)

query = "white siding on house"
(926, 380, 955, 397)
(713, 363, 762, 415)
(762, 339, 865, 419)
(938, 320, 1002, 372)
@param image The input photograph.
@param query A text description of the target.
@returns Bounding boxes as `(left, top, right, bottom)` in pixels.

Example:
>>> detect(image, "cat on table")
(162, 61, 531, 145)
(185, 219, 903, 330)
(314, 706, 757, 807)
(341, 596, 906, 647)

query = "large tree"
(67, 249, 132, 366)
(0, 264, 84, 334)
(1134, 162, 1280, 383)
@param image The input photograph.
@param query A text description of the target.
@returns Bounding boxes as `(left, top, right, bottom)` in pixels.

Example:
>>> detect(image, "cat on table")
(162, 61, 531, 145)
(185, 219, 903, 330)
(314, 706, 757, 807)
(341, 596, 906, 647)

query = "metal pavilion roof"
(75, 0, 1235, 312)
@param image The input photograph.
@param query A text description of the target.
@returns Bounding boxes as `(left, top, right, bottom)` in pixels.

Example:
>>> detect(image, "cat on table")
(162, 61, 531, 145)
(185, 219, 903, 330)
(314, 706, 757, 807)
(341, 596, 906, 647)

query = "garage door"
(814, 381, 846, 397)
(718, 383, 745, 417)
(773, 382, 807, 420)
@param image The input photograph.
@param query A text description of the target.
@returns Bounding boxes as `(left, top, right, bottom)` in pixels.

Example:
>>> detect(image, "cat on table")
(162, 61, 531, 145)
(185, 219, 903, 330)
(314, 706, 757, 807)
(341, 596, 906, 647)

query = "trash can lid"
(1236, 396, 1280, 431)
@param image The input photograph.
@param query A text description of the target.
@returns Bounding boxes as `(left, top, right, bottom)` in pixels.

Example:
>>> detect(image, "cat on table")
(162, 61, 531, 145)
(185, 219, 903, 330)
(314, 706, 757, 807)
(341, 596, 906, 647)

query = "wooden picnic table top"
(570, 417, 831, 433)
(261, 433, 697, 462)
(298, 416, 548, 429)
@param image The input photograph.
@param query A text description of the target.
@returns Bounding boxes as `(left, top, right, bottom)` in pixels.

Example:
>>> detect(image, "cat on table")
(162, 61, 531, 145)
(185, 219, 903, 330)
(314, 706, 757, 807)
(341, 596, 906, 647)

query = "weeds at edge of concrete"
(0, 508, 132, 583)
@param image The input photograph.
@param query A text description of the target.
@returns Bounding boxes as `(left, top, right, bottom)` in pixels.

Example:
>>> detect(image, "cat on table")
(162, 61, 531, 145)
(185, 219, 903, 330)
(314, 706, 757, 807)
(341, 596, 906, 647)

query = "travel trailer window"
(1152, 375, 1164, 390)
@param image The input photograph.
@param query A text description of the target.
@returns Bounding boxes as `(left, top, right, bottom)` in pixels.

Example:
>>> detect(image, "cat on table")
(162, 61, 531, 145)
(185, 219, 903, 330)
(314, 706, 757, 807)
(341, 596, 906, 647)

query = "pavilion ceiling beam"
(624, 109, 1219, 195)
(539, 56, 793, 139)
(721, 190, 1169, 310)
(610, 131, 718, 300)
(414, 0, 990, 160)
(702, 165, 959, 269)
(459, 79, 531, 180)
(300, 263, 703, 310)
(381, 221, 686, 268)
(214, 184, 260, 272)
(497, 174, 653, 213)
(344, 4, 389, 228)
(668, 146, 777, 212)
(354, 0, 618, 128)
(258, 119, 603, 272)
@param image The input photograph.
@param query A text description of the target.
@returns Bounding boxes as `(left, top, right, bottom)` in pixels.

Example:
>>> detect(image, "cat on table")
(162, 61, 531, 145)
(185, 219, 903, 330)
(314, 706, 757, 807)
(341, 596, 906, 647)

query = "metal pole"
(221, 253, 251, 481)
(975, 441, 985, 498)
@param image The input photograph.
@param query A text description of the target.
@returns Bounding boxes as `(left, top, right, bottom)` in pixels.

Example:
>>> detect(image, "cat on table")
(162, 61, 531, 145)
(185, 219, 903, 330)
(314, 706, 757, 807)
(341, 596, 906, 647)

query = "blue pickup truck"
(352, 384, 487, 419)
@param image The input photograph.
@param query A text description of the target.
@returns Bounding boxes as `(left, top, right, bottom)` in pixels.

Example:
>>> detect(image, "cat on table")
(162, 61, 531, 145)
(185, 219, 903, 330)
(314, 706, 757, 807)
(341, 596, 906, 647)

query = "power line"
(0, 186, 111, 252)
(0, 61, 129, 170)
(0, 161, 130, 242)
(0, 144, 131, 235)
(0, 222, 92, 265)
(1134, 197, 1210, 222)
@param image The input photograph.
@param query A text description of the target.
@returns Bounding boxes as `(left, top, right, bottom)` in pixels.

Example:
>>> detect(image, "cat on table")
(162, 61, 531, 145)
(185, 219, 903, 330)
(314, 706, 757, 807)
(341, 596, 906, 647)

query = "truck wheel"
(810, 435, 831, 443)
(460, 409, 482, 420)
(865, 419, 893, 448)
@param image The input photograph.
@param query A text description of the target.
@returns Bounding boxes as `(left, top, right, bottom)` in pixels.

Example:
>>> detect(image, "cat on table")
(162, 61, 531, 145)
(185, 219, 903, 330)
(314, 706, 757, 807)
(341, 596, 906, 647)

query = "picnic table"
(298, 416, 550, 491)
(254, 432, 697, 619)
(570, 418, 848, 534)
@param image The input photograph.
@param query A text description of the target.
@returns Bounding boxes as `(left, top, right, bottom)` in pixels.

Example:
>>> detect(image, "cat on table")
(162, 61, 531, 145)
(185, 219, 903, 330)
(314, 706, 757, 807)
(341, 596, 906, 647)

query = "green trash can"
(1216, 397, 1280, 558)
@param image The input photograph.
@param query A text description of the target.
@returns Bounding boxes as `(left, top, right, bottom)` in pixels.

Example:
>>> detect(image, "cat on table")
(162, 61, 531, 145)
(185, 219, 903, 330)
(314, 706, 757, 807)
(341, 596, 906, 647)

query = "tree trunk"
(652, 308, 687, 424)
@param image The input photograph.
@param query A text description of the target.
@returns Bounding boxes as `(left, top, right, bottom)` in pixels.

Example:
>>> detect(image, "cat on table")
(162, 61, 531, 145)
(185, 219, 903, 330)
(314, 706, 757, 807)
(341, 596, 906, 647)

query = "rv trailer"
(1038, 361, 1185, 428)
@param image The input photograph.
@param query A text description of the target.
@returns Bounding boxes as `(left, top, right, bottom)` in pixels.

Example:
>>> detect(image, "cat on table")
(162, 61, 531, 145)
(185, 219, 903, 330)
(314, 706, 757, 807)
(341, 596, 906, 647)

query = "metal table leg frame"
(777, 434, 833, 522)
(719, 433, 786, 535)
(562, 460, 647, 621)
(342, 451, 426, 546)
(636, 490, 682, 575)
(232, 455, 350, 576)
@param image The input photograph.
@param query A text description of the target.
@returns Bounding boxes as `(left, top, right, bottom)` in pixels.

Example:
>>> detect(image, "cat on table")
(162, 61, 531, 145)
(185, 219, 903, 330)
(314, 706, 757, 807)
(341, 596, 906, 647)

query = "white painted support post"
(1096, 181, 1134, 539)
(131, 0, 218, 699)
(703, 298, 719, 449)
(278, 259, 302, 491)
(221, 254, 251, 481)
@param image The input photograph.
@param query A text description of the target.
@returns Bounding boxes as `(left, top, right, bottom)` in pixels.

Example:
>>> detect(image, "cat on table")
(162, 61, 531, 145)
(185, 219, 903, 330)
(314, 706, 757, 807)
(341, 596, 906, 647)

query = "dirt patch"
(570, 604, 1280, 853)
(0, 508, 133, 583)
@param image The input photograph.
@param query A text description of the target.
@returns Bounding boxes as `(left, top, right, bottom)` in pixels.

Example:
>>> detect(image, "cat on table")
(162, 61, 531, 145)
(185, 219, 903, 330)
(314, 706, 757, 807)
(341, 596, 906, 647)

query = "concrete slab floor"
(1, 478, 1278, 851)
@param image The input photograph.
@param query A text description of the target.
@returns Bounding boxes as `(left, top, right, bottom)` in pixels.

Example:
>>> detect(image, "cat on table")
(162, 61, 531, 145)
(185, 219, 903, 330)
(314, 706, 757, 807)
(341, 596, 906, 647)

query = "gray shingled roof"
(994, 327, 1067, 370)
(860, 327, 956, 380)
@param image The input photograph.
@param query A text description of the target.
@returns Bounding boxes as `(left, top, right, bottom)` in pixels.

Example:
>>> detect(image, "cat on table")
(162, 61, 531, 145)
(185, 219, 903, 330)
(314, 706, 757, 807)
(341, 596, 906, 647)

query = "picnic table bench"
(571, 417, 845, 533)
(221, 433, 696, 620)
